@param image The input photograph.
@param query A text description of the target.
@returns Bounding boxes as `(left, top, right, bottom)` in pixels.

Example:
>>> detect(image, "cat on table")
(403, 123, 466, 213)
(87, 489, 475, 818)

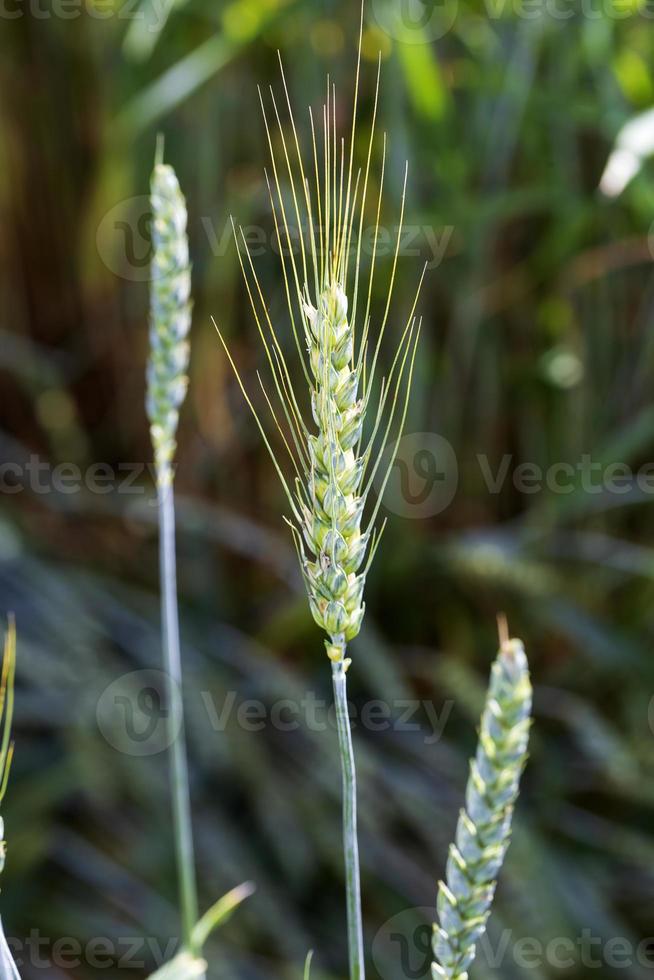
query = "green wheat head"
(217, 32, 425, 667)
(432, 631, 532, 980)
(0, 619, 20, 980)
(146, 154, 192, 485)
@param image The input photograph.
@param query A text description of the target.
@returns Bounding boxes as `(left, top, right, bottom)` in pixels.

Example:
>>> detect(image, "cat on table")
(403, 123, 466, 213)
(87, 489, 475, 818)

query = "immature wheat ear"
(147, 156, 192, 488)
(214, 52, 426, 673)
(432, 628, 532, 980)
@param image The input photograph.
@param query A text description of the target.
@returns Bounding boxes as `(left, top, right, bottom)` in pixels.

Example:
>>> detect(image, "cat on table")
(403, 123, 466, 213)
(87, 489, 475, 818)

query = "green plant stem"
(331, 646, 365, 980)
(158, 480, 201, 959)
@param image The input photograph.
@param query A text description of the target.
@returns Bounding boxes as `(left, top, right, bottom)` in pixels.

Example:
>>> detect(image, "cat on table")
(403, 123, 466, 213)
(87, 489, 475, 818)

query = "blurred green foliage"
(3, 0, 654, 977)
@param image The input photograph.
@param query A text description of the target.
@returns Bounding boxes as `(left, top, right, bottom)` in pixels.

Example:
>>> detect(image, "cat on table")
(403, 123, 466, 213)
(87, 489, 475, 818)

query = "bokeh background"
(3, 0, 654, 976)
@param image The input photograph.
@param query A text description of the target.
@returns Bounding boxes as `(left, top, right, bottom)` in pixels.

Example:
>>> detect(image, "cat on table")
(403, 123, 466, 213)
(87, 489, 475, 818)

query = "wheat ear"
(147, 149, 192, 487)
(432, 628, 532, 980)
(0, 619, 19, 979)
(215, 10, 424, 977)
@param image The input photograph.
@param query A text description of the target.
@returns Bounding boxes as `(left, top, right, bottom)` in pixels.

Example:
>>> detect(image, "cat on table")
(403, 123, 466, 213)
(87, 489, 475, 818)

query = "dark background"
(2, 0, 654, 977)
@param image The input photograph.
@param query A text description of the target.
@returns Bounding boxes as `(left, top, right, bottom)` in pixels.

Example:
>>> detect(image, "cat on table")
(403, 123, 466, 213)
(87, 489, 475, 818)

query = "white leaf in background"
(600, 107, 654, 197)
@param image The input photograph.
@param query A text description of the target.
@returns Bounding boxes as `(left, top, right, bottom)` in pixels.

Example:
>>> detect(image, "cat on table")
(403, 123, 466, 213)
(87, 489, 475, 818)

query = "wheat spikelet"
(147, 152, 192, 486)
(216, 34, 425, 668)
(432, 631, 532, 980)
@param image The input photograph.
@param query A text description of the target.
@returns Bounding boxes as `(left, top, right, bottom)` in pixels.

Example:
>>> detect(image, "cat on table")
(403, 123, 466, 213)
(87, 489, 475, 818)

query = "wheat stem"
(332, 648, 364, 980)
(159, 483, 200, 954)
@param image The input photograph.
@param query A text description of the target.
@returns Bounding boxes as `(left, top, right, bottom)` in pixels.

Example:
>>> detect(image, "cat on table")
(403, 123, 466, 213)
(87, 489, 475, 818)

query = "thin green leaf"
(191, 881, 255, 951)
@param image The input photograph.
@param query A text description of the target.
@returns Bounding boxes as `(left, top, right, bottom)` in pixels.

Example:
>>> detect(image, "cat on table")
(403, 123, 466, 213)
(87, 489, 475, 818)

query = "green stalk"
(331, 651, 364, 980)
(158, 482, 200, 953)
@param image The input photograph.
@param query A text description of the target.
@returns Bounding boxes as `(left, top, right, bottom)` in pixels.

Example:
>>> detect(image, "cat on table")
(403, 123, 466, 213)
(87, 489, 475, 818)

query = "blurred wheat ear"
(432, 624, 532, 980)
(0, 618, 20, 979)
(146, 151, 253, 978)
(215, 4, 424, 976)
